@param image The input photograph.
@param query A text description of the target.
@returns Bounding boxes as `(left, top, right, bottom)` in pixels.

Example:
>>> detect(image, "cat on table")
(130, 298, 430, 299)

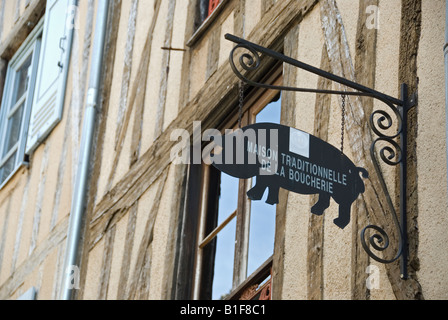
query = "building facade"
(0, 0, 447, 300)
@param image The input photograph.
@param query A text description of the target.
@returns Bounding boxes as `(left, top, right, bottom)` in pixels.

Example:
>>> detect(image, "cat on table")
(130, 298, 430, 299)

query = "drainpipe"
(60, 0, 109, 300)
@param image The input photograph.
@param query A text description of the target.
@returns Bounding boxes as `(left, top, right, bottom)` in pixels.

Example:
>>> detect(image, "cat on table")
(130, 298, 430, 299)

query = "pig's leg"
(247, 178, 268, 201)
(333, 202, 351, 229)
(266, 185, 280, 205)
(311, 193, 330, 216)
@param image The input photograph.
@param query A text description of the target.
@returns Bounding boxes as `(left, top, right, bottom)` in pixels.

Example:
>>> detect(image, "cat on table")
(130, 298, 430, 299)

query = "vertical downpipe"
(60, 0, 109, 300)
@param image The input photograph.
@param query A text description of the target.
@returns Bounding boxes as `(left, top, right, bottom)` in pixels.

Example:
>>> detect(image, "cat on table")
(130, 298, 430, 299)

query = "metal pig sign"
(210, 123, 368, 229)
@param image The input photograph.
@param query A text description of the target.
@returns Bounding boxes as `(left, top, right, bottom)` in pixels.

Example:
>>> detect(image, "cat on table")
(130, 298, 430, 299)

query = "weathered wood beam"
(0, 0, 45, 60)
(97, 225, 116, 299)
(116, 201, 138, 299)
(307, 44, 332, 301)
(320, 0, 423, 300)
(124, 168, 168, 299)
(107, 0, 161, 189)
(395, 0, 422, 300)
(351, 0, 379, 300)
(272, 24, 299, 300)
(153, 0, 176, 141)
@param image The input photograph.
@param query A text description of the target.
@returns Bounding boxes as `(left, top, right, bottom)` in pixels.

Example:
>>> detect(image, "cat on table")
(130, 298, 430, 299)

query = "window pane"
(0, 151, 17, 182)
(217, 172, 239, 224)
(247, 180, 276, 276)
(4, 102, 24, 156)
(209, 172, 239, 300)
(211, 217, 236, 300)
(247, 94, 281, 276)
(12, 55, 32, 105)
(255, 94, 281, 124)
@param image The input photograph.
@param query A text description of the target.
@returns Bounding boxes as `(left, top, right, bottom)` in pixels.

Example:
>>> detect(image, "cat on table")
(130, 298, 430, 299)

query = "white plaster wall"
(417, 0, 448, 300)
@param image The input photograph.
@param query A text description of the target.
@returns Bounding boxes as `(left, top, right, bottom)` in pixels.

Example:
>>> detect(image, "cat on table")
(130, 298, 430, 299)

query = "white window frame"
(0, 19, 44, 189)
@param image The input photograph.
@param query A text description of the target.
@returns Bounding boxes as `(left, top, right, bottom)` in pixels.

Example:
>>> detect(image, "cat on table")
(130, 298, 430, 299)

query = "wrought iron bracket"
(225, 33, 417, 280)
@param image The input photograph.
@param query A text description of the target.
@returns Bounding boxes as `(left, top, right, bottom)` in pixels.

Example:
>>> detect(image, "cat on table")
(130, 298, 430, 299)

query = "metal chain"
(341, 94, 346, 154)
(238, 81, 245, 129)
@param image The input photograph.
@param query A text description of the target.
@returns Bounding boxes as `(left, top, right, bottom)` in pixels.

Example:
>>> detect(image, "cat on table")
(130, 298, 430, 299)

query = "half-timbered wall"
(0, 0, 446, 300)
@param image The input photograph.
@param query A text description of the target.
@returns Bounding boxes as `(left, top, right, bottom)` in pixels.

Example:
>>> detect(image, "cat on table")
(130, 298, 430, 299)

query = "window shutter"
(25, 0, 72, 154)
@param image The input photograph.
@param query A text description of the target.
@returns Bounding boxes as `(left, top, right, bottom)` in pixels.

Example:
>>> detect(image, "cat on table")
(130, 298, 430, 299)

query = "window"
(192, 74, 282, 300)
(0, 21, 42, 186)
(0, 0, 73, 188)
(187, 0, 226, 47)
(194, 0, 221, 30)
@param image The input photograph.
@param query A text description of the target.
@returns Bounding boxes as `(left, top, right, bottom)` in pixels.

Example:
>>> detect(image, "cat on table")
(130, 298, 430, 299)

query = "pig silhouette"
(210, 123, 368, 229)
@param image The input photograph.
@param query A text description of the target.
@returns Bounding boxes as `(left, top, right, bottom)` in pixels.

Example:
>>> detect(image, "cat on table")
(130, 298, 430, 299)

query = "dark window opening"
(195, 0, 221, 30)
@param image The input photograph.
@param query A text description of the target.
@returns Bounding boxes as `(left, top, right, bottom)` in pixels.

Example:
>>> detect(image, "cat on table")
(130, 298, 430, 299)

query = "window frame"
(192, 72, 283, 300)
(187, 0, 228, 47)
(195, 0, 222, 28)
(0, 18, 44, 189)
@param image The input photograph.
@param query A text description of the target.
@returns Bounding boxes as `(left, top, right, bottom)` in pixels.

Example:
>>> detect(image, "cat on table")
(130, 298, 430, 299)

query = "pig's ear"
(358, 167, 369, 179)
